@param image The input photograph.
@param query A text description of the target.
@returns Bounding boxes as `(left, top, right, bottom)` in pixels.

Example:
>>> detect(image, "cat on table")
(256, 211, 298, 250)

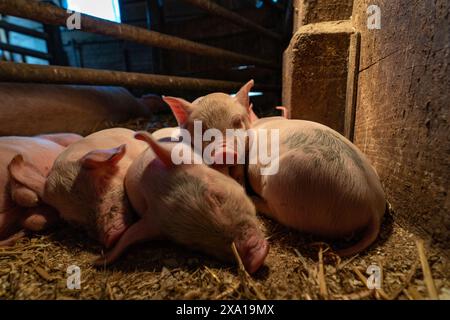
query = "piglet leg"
(20, 205, 59, 232)
(0, 230, 26, 247)
(10, 180, 40, 208)
(0, 205, 60, 247)
(0, 208, 21, 245)
(93, 217, 161, 266)
(335, 216, 381, 257)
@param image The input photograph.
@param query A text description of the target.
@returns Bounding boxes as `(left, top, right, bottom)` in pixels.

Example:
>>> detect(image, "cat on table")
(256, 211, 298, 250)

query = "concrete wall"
(351, 0, 449, 250)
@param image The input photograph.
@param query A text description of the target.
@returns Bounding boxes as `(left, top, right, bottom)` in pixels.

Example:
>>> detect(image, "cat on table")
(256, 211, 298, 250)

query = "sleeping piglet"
(8, 128, 148, 248)
(161, 81, 257, 185)
(10, 128, 269, 273)
(162, 80, 255, 163)
(96, 132, 269, 273)
(234, 118, 386, 257)
(1, 133, 82, 245)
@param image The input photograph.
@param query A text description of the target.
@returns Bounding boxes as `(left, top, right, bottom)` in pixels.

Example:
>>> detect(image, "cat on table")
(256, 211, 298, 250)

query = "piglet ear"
(248, 103, 259, 123)
(135, 131, 174, 168)
(235, 79, 254, 109)
(80, 144, 126, 169)
(8, 154, 46, 199)
(275, 106, 290, 119)
(162, 96, 193, 127)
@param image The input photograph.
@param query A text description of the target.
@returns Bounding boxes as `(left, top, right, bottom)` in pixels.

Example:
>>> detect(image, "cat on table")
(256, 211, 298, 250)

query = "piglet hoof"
(91, 250, 117, 268)
(91, 249, 116, 267)
(20, 206, 59, 232)
(0, 230, 27, 247)
(92, 255, 108, 267)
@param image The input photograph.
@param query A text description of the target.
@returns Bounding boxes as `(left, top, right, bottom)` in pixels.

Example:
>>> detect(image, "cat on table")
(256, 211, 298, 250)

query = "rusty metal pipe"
(0, 0, 278, 69)
(180, 0, 283, 41)
(0, 62, 279, 92)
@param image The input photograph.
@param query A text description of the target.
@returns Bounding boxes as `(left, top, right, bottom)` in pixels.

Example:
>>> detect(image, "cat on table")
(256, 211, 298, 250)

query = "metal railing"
(179, 0, 283, 41)
(0, 61, 279, 91)
(0, 0, 281, 92)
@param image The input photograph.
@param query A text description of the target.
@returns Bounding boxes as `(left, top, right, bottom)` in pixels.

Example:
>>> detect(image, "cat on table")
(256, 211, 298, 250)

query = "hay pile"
(0, 212, 448, 300)
(1, 117, 448, 300)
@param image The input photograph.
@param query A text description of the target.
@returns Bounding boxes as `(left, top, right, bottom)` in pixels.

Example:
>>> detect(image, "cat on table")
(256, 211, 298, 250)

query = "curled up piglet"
(1, 133, 82, 246)
(171, 88, 387, 256)
(96, 131, 269, 273)
(8, 128, 148, 249)
(235, 117, 387, 257)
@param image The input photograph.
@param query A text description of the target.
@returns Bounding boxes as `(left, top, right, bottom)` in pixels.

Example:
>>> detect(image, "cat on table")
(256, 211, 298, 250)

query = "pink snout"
(99, 215, 131, 249)
(212, 143, 238, 165)
(235, 235, 269, 274)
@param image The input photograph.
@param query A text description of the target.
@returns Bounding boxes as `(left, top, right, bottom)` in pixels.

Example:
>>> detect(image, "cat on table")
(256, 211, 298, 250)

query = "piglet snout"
(212, 144, 238, 165)
(235, 235, 269, 274)
(98, 212, 133, 249)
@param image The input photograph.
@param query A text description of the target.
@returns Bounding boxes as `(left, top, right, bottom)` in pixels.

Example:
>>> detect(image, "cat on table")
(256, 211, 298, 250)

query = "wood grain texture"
(352, 0, 449, 251)
(293, 0, 354, 30)
(283, 20, 354, 134)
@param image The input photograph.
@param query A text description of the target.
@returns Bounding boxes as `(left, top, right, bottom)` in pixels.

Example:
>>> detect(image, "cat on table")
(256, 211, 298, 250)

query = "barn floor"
(0, 118, 448, 300)
(0, 211, 448, 300)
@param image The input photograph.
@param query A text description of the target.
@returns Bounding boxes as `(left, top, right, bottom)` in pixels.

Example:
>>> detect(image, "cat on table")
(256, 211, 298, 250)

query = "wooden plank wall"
(351, 0, 449, 252)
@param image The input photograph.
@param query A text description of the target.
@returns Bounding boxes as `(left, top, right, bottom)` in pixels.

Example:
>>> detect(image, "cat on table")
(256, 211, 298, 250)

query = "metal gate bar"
(0, 61, 279, 92)
(180, 0, 283, 41)
(0, 0, 278, 69)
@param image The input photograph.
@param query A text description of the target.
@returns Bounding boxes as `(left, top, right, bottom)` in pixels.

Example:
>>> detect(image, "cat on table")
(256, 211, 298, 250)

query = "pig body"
(97, 132, 269, 273)
(10, 128, 270, 273)
(0, 83, 165, 136)
(37, 133, 85, 147)
(245, 118, 386, 256)
(9, 128, 148, 248)
(151, 127, 181, 142)
(0, 134, 82, 244)
(45, 128, 149, 247)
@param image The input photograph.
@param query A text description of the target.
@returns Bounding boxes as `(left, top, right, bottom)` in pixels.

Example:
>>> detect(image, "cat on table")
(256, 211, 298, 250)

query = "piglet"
(96, 132, 269, 273)
(163, 80, 255, 158)
(8, 128, 148, 248)
(1, 133, 82, 245)
(161, 81, 257, 184)
(151, 127, 181, 143)
(0, 83, 159, 136)
(236, 118, 386, 257)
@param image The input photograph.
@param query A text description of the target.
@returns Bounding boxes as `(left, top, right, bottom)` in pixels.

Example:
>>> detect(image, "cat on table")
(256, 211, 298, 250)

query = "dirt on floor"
(1, 204, 448, 300)
(0, 117, 448, 300)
